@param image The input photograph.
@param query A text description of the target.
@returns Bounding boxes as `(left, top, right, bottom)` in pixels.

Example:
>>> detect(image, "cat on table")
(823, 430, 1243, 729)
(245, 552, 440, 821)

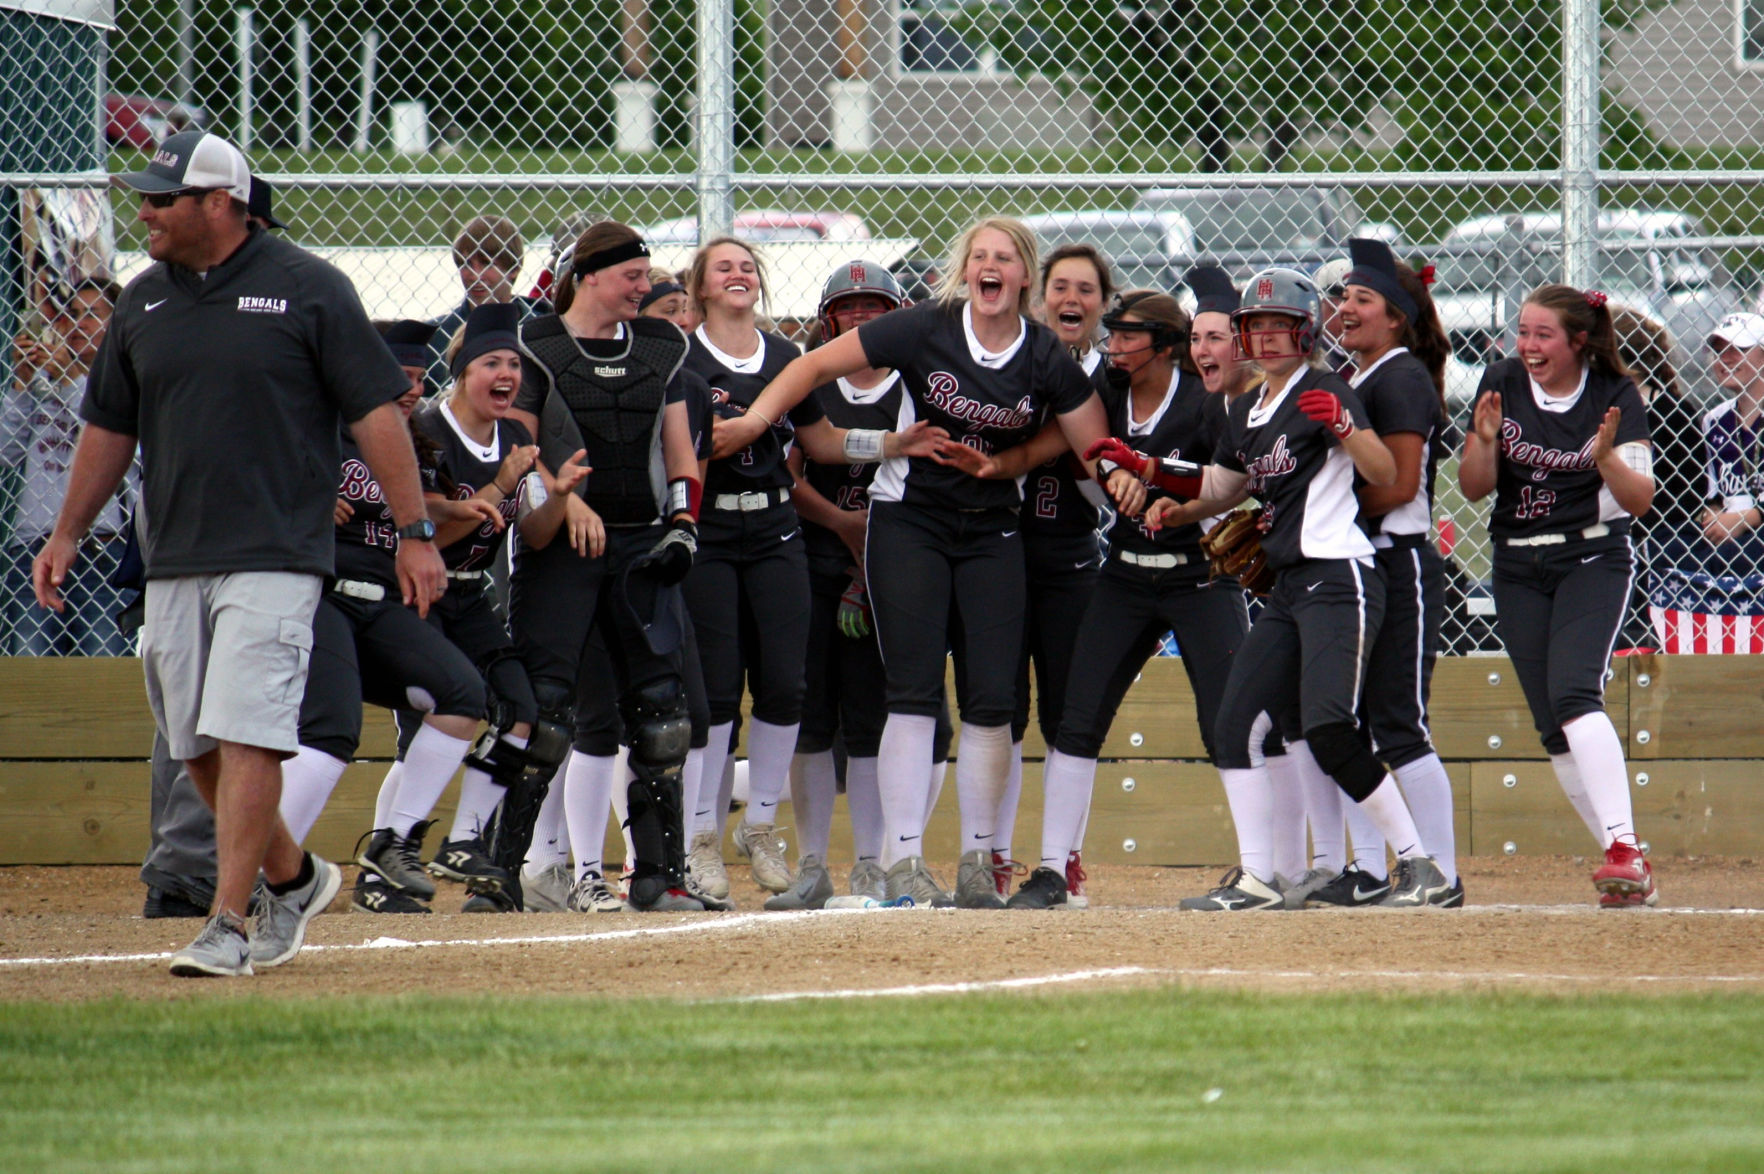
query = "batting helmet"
(819, 260, 905, 340)
(1233, 267, 1321, 358)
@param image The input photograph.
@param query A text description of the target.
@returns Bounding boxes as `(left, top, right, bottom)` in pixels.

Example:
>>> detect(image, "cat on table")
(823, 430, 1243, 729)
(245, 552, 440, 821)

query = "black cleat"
(143, 886, 210, 919)
(1005, 866, 1070, 910)
(1303, 865, 1392, 908)
(350, 872, 432, 914)
(426, 836, 510, 891)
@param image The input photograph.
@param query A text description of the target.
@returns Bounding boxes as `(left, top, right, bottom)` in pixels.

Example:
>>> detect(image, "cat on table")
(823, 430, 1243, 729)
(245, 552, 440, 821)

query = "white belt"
(1117, 549, 1187, 569)
(447, 569, 485, 581)
(1503, 523, 1610, 548)
(332, 578, 387, 602)
(712, 488, 790, 512)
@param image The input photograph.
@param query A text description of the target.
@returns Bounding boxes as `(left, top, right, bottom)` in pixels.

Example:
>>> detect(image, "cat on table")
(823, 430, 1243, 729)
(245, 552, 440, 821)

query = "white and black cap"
(116, 130, 251, 203)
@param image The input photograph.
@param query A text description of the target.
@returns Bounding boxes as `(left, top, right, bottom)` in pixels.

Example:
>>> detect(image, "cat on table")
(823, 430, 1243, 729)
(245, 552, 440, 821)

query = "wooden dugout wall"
(0, 654, 1760, 867)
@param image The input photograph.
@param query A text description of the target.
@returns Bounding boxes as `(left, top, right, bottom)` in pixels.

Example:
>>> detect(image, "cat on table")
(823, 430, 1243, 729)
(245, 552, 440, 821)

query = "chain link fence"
(6, 0, 1764, 657)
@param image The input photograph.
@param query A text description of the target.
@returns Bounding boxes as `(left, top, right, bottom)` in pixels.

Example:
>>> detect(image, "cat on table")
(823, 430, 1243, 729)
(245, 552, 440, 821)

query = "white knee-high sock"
(792, 749, 838, 860)
(1218, 766, 1275, 884)
(1549, 752, 1606, 843)
(878, 713, 937, 866)
(1038, 749, 1097, 878)
(692, 721, 734, 837)
(524, 768, 570, 873)
(715, 753, 739, 837)
(373, 760, 404, 829)
(680, 745, 706, 848)
(562, 750, 619, 881)
(744, 718, 799, 826)
(925, 757, 949, 823)
(1264, 751, 1309, 881)
(955, 723, 1013, 853)
(1345, 797, 1389, 879)
(994, 740, 1025, 859)
(449, 732, 525, 843)
(1394, 754, 1457, 884)
(1288, 740, 1345, 871)
(390, 725, 474, 837)
(1562, 712, 1634, 847)
(279, 746, 349, 844)
(1356, 776, 1425, 861)
(846, 755, 883, 862)
(611, 748, 635, 870)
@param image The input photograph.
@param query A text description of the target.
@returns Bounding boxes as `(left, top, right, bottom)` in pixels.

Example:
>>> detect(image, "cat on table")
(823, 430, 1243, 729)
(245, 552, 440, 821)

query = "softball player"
(714, 217, 1110, 908)
(1146, 267, 1447, 909)
(1303, 239, 1463, 908)
(1458, 283, 1658, 907)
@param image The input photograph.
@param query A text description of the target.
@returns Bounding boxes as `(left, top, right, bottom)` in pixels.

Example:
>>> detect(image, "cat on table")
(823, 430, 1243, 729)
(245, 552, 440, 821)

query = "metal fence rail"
(5, 0, 1764, 657)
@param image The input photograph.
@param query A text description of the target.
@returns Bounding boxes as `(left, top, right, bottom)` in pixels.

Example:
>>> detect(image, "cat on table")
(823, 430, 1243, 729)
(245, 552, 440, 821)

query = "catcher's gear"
(623, 678, 692, 896)
(1100, 292, 1188, 352)
(837, 576, 872, 639)
(474, 714, 570, 911)
(644, 520, 697, 586)
(1233, 267, 1320, 357)
(1297, 388, 1356, 440)
(1201, 509, 1275, 596)
(819, 260, 905, 339)
(1083, 438, 1204, 498)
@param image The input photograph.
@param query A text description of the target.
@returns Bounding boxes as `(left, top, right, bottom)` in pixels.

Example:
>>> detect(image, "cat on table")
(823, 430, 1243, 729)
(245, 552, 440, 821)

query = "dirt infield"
(3, 856, 1761, 1003)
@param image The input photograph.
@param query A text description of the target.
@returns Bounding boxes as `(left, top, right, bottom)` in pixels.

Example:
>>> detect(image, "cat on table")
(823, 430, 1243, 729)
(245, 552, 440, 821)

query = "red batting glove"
(1297, 388, 1355, 440)
(1082, 437, 1147, 480)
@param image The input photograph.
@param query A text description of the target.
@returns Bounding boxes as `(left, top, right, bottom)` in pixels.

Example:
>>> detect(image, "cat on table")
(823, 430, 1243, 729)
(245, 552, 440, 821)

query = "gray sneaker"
(1178, 866, 1283, 911)
(567, 871, 627, 913)
(1280, 866, 1340, 910)
(249, 855, 342, 968)
(687, 830, 730, 899)
(735, 820, 794, 893)
(355, 824, 437, 900)
(521, 863, 573, 913)
(764, 855, 834, 910)
(686, 873, 738, 911)
(849, 859, 887, 901)
(1379, 855, 1452, 907)
(169, 911, 253, 978)
(955, 849, 1007, 909)
(884, 856, 954, 908)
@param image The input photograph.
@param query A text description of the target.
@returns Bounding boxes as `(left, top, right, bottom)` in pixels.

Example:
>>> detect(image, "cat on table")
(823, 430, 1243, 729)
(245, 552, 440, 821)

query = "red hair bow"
(1584, 289, 1608, 310)
(1417, 264, 1436, 286)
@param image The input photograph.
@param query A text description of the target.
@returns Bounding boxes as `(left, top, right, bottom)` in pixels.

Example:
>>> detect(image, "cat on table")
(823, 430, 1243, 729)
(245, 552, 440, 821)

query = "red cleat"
(1065, 851, 1089, 909)
(1592, 837, 1658, 907)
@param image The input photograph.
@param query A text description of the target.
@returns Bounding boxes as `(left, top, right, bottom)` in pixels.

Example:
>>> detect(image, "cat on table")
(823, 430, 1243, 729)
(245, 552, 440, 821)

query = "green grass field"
(7, 987, 1763, 1172)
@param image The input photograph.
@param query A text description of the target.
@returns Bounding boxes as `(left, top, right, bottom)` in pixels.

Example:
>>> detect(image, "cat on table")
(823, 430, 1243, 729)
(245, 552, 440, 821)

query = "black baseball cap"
(248, 176, 287, 230)
(116, 130, 251, 201)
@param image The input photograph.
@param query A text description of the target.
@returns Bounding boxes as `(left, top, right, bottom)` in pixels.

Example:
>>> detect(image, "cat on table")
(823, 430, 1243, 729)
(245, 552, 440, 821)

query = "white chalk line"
(732, 966, 1157, 1002)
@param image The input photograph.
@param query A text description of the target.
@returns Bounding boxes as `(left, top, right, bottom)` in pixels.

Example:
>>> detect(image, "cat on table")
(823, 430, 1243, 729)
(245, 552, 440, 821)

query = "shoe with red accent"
(1592, 837, 1658, 907)
(990, 851, 1026, 898)
(1065, 851, 1089, 910)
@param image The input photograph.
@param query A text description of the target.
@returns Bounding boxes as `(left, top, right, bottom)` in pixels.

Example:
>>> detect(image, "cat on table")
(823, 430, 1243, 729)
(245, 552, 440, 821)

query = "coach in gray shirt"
(33, 131, 447, 977)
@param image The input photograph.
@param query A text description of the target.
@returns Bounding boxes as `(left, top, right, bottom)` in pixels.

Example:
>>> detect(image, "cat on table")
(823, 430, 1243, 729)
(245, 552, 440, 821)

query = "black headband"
(639, 280, 684, 312)
(1101, 293, 1188, 348)
(572, 238, 650, 280)
(1342, 238, 1419, 324)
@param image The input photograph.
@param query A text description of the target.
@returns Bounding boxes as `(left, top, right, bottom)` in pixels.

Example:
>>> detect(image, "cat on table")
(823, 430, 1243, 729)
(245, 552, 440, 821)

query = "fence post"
(295, 18, 312, 153)
(1561, 0, 1600, 289)
(696, 0, 735, 242)
(234, 7, 254, 151)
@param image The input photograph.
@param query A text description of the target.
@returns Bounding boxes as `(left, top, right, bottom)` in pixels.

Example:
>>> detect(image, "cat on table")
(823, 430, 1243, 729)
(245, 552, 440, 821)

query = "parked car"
(638, 210, 872, 246)
(1133, 184, 1372, 277)
(104, 94, 209, 150)
(1017, 209, 1194, 293)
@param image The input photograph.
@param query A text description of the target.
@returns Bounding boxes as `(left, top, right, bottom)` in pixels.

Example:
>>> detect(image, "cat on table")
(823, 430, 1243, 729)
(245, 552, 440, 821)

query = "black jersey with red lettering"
(1104, 366, 1229, 561)
(1022, 351, 1111, 538)
(685, 327, 822, 493)
(1215, 367, 1375, 570)
(800, 372, 903, 572)
(412, 399, 534, 573)
(334, 429, 436, 588)
(1475, 358, 1649, 539)
(857, 301, 1094, 511)
(1352, 348, 1442, 538)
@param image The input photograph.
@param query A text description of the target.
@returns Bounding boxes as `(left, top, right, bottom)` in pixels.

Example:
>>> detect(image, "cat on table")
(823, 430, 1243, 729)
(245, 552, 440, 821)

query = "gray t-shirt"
(82, 229, 406, 579)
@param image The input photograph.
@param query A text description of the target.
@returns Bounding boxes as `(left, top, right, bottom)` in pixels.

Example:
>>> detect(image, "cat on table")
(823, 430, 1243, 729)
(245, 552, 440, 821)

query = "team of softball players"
(321, 212, 1659, 915)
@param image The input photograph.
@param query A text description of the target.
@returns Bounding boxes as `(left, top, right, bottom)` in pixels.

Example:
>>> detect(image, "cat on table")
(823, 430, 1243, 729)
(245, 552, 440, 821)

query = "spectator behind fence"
(427, 213, 549, 389)
(1610, 307, 1702, 651)
(3, 278, 134, 655)
(1645, 311, 1764, 651)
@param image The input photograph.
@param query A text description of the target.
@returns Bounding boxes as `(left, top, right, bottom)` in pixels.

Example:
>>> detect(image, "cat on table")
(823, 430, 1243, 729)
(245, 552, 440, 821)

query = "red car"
(104, 94, 210, 150)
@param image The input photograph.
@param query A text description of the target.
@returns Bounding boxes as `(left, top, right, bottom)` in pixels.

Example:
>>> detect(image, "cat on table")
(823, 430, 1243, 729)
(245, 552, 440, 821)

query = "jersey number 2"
(1034, 475, 1060, 520)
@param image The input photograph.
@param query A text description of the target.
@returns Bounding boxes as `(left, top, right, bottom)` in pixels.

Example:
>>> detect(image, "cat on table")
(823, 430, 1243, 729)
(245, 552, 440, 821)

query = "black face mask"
(1105, 364, 1132, 393)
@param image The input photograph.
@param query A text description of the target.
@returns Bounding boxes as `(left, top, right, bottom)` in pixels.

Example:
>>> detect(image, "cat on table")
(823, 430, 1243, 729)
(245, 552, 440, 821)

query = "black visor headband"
(573, 238, 651, 280)
(639, 280, 684, 312)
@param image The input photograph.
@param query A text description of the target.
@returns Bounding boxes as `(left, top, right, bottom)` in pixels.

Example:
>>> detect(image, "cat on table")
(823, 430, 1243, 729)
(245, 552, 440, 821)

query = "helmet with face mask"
(1232, 267, 1320, 358)
(1099, 291, 1189, 392)
(818, 260, 905, 341)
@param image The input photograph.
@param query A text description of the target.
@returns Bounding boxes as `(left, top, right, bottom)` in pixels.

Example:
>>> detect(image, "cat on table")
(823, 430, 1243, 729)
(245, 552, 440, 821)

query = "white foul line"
(733, 967, 1157, 1002)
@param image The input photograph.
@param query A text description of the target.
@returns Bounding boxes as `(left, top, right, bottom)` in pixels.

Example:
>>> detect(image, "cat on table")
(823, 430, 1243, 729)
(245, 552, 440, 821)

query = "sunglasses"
(142, 187, 217, 209)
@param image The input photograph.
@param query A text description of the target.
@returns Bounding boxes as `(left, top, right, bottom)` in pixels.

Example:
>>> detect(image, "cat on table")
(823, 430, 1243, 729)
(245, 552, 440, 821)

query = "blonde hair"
(936, 217, 1039, 317)
(688, 236, 770, 315)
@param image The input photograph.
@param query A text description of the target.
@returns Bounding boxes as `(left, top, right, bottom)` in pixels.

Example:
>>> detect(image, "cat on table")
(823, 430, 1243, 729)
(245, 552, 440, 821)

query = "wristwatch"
(396, 518, 437, 542)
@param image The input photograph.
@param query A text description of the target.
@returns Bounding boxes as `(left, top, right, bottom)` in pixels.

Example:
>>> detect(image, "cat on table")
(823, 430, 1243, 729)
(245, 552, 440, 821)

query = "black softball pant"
(1360, 538, 1445, 770)
(680, 501, 810, 727)
(866, 500, 1024, 728)
(799, 563, 888, 757)
(1491, 533, 1634, 756)
(1215, 558, 1385, 774)
(327, 590, 487, 723)
(1053, 563, 1247, 762)
(296, 597, 366, 762)
(1012, 530, 1101, 745)
(569, 609, 712, 756)
(393, 581, 539, 756)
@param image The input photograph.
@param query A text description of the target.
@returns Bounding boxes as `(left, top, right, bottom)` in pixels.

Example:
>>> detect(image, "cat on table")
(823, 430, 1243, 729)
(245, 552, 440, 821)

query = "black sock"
(268, 852, 315, 896)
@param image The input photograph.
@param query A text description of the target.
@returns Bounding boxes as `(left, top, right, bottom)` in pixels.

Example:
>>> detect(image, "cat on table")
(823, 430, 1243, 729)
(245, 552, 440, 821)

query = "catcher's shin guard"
(623, 679, 692, 889)
(475, 715, 571, 909)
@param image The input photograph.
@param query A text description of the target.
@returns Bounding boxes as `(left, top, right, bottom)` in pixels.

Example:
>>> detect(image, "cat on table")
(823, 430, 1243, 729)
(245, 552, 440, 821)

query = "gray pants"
(139, 731, 219, 897)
